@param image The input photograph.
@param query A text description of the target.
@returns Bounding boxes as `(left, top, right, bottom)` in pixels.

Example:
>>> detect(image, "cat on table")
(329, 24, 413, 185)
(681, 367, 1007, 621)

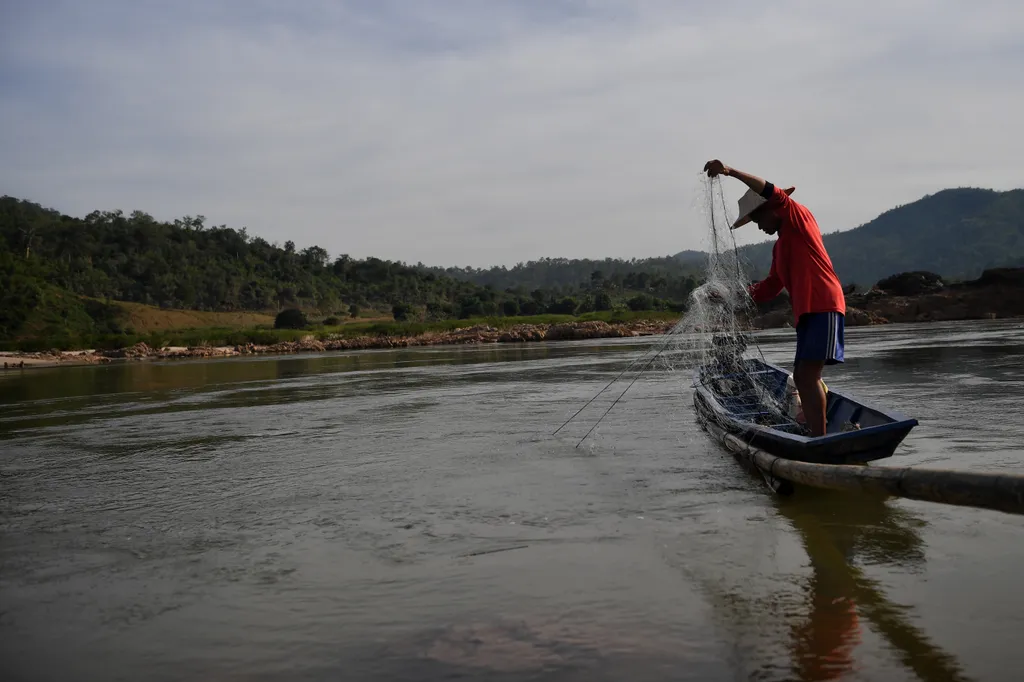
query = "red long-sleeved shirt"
(747, 184, 846, 325)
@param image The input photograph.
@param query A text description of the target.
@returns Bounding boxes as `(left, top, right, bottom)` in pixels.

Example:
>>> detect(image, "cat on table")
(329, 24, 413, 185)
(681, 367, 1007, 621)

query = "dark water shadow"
(776, 488, 974, 682)
(851, 344, 1024, 374)
(0, 342, 662, 435)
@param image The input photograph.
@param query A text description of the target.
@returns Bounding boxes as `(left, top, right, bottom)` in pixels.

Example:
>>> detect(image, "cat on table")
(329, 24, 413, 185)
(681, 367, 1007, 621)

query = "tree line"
(0, 196, 701, 343)
(424, 255, 704, 292)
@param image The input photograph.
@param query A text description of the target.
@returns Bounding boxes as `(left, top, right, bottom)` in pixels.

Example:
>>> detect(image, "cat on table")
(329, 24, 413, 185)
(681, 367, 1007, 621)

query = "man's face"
(751, 206, 780, 235)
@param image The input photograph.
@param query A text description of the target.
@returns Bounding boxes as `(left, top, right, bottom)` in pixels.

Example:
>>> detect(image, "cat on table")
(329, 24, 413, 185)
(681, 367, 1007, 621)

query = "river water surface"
(2, 320, 1024, 681)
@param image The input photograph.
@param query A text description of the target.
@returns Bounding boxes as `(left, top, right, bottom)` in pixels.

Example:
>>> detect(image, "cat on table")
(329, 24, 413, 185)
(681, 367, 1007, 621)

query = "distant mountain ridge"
(679, 188, 1024, 286)
(3, 186, 1020, 350)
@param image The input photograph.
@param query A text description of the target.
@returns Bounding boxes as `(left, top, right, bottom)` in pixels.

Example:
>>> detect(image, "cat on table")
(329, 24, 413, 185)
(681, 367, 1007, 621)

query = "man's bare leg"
(794, 360, 827, 437)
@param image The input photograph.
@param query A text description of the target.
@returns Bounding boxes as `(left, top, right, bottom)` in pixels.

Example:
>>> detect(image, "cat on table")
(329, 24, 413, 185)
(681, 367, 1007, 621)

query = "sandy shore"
(1, 350, 107, 370)
(0, 320, 678, 371)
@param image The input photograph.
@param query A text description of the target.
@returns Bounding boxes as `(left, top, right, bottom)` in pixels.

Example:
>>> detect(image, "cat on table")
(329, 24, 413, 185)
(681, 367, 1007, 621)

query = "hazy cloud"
(2, 0, 1022, 266)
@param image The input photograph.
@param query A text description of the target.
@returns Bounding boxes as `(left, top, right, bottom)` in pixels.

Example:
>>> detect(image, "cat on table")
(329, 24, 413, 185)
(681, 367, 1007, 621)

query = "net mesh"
(562, 175, 805, 447)
(662, 176, 802, 432)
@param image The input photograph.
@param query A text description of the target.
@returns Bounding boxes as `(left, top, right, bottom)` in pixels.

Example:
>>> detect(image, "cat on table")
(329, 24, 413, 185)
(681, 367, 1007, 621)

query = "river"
(2, 320, 1023, 681)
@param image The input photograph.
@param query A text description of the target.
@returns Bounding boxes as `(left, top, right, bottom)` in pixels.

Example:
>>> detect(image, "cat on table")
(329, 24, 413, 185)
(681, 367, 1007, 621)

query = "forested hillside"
(427, 189, 1024, 291)
(5, 186, 1019, 348)
(0, 196, 697, 346)
(428, 255, 703, 291)
(728, 188, 1024, 286)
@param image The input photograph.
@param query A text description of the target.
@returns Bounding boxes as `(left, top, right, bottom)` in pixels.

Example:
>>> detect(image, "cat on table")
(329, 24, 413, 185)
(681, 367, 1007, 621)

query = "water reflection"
(856, 344, 1024, 373)
(0, 341, 657, 407)
(777, 490, 971, 682)
(0, 342, 661, 435)
(2, 322, 1021, 681)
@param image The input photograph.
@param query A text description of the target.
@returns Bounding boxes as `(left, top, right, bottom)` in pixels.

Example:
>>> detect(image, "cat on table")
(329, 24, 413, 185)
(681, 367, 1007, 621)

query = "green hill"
(6, 186, 1019, 349)
(430, 188, 1024, 292)
(423, 256, 704, 293)
(0, 196, 694, 348)
(696, 188, 1024, 286)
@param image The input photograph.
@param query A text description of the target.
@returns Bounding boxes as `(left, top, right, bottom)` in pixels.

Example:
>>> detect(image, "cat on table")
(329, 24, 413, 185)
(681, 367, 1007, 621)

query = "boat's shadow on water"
(774, 488, 973, 682)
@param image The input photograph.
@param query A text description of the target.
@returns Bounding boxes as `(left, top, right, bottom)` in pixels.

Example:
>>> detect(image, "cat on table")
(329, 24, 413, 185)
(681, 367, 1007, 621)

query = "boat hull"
(693, 359, 918, 465)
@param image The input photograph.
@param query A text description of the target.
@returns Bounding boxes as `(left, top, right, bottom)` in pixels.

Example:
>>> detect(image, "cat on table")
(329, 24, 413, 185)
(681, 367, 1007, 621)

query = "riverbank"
(6, 268, 1023, 370)
(753, 267, 1024, 329)
(0, 319, 678, 370)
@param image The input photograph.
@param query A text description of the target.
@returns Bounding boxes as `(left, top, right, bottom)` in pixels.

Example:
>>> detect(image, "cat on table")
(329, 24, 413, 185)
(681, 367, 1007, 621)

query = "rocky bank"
(5, 268, 1023, 370)
(1, 319, 677, 369)
(752, 267, 1024, 329)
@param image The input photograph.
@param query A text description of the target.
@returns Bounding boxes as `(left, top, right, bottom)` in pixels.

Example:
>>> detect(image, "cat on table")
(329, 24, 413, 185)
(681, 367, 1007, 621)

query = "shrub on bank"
(0, 310, 683, 352)
(275, 308, 308, 329)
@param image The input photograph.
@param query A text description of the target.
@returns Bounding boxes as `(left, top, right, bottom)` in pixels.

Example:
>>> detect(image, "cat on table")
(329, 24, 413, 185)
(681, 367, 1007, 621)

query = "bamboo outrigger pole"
(705, 423, 1024, 516)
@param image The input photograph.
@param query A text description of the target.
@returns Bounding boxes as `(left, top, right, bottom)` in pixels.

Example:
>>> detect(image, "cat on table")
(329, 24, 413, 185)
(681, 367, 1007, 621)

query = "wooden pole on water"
(705, 423, 1024, 516)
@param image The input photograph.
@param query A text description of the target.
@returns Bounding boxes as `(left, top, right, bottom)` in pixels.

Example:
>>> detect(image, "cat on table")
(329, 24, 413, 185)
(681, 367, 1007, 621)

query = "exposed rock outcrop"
(753, 267, 1024, 328)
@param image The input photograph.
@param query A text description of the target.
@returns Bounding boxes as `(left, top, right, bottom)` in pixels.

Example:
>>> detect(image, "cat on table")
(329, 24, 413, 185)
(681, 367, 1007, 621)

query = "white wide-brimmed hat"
(732, 186, 795, 229)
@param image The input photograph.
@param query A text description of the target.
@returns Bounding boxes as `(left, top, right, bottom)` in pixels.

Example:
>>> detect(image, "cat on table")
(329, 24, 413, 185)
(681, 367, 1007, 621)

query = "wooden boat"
(693, 356, 918, 465)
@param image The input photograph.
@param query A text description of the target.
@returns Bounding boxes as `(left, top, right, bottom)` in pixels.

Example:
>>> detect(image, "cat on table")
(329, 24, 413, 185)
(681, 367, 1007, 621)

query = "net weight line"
(552, 330, 679, 442)
(573, 345, 669, 449)
(553, 175, 776, 448)
(551, 343, 661, 436)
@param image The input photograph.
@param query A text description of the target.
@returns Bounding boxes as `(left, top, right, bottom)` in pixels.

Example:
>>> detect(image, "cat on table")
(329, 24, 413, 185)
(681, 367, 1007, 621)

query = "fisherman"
(703, 159, 846, 437)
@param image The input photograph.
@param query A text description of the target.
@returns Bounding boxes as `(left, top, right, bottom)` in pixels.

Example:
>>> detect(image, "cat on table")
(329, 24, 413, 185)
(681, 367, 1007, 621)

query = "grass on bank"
(111, 301, 276, 334)
(2, 309, 681, 353)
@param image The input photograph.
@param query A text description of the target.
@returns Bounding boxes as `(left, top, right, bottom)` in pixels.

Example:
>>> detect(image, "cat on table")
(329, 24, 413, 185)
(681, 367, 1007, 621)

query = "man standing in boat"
(703, 159, 846, 438)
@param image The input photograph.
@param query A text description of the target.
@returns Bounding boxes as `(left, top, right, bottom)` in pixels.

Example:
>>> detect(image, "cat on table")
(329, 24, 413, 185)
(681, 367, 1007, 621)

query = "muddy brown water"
(2, 320, 1023, 681)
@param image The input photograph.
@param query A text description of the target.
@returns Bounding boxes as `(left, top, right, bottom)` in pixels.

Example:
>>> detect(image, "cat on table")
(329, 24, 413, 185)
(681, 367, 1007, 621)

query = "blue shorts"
(795, 312, 845, 365)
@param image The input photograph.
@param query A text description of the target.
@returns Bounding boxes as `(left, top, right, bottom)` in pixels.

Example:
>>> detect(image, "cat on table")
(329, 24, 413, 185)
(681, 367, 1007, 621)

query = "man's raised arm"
(703, 160, 767, 195)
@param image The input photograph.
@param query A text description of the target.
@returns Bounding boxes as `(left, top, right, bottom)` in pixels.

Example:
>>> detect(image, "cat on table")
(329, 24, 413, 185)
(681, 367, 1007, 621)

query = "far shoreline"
(0, 319, 677, 371)
(3, 313, 1023, 373)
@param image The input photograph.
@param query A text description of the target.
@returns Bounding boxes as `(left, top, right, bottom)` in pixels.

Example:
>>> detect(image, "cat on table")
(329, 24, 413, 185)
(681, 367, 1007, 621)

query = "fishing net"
(558, 176, 802, 448)
(660, 177, 801, 432)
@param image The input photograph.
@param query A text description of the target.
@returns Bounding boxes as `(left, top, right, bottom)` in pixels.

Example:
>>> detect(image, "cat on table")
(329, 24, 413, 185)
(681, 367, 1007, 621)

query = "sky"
(1, 1, 1022, 268)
